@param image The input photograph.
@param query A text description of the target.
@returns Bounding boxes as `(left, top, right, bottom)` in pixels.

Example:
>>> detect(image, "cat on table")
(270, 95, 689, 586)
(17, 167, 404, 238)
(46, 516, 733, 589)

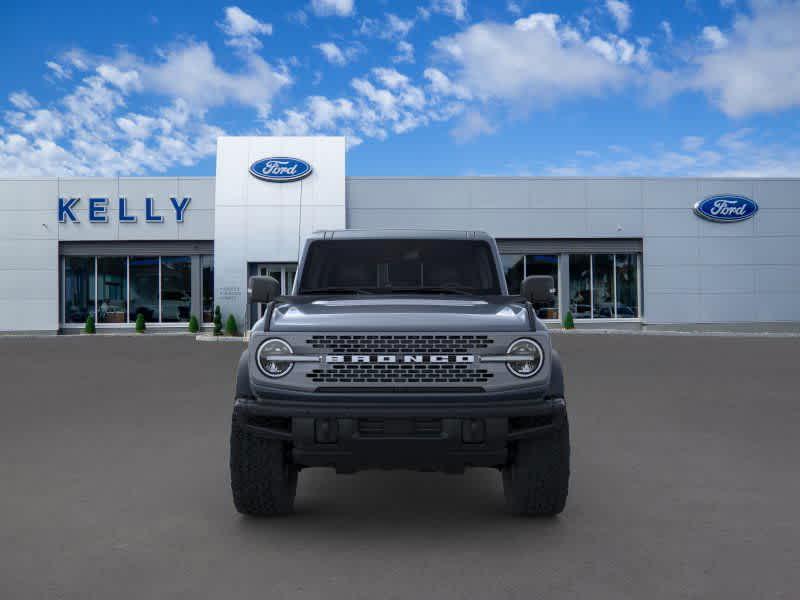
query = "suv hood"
(268, 296, 531, 332)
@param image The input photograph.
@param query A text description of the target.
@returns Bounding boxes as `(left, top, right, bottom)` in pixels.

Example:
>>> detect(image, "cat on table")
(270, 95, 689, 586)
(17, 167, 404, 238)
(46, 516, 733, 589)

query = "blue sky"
(1, 0, 798, 177)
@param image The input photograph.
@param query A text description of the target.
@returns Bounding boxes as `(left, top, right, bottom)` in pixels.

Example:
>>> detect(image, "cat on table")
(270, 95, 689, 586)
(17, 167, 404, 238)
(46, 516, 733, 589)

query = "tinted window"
(298, 239, 501, 294)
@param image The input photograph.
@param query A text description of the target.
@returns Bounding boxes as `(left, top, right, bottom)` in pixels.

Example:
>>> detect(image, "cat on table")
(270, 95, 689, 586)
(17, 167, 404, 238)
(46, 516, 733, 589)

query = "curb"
(195, 335, 247, 342)
(549, 328, 800, 338)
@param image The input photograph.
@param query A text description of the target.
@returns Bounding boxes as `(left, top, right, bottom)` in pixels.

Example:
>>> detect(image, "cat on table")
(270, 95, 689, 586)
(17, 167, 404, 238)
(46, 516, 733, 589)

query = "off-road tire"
(502, 416, 570, 516)
(230, 419, 298, 516)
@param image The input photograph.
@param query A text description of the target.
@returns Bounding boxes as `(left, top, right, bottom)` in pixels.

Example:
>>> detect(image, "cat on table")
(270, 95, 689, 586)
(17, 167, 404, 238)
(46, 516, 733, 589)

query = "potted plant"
(563, 311, 575, 330)
(213, 306, 223, 336)
(84, 314, 95, 334)
(135, 313, 146, 333)
(188, 315, 199, 333)
(225, 314, 238, 337)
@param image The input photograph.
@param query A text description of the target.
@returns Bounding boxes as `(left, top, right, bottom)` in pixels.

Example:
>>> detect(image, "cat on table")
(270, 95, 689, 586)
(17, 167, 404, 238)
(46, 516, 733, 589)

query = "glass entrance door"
(249, 263, 297, 326)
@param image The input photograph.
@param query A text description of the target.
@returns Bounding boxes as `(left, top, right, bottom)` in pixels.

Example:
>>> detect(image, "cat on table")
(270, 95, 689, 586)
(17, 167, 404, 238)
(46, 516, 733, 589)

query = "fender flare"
(547, 348, 565, 399)
(235, 349, 253, 399)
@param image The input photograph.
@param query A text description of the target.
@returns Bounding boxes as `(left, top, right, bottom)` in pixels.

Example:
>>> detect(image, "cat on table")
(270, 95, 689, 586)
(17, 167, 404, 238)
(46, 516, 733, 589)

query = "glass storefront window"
(568, 254, 592, 319)
(201, 255, 214, 323)
(526, 254, 559, 319)
(161, 256, 191, 323)
(97, 257, 127, 323)
(502, 254, 524, 295)
(129, 256, 159, 322)
(64, 256, 95, 324)
(592, 254, 615, 318)
(615, 254, 639, 318)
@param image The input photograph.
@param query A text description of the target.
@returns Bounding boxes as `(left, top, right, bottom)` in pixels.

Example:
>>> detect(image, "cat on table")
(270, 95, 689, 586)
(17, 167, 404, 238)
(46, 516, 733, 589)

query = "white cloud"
(0, 36, 289, 175)
(314, 42, 363, 66)
(507, 1, 522, 16)
(9, 91, 38, 111)
(310, 0, 354, 17)
(423, 67, 472, 100)
(266, 66, 463, 145)
(690, 2, 800, 116)
(386, 14, 414, 38)
(606, 0, 632, 33)
(720, 0, 736, 7)
(660, 20, 673, 43)
(432, 13, 639, 107)
(218, 6, 272, 51)
(701, 25, 728, 49)
(45, 61, 71, 80)
(393, 41, 415, 63)
(681, 135, 704, 152)
(451, 110, 495, 142)
(546, 128, 800, 177)
(430, 0, 468, 21)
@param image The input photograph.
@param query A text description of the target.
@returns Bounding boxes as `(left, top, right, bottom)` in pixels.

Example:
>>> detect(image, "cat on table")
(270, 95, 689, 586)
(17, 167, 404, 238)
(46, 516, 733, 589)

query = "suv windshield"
(298, 239, 502, 295)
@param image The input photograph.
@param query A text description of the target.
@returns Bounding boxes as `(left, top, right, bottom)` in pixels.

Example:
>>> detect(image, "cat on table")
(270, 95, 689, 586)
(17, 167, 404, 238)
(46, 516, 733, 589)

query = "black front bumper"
(232, 394, 566, 473)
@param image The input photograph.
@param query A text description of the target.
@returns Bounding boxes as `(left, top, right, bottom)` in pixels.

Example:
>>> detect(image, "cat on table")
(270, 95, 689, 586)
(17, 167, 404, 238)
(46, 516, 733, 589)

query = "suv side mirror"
(521, 275, 555, 304)
(248, 276, 281, 304)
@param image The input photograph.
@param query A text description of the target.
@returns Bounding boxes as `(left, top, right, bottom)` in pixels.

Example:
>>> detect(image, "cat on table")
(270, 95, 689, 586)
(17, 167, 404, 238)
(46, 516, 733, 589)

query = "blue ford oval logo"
(249, 157, 312, 182)
(693, 195, 758, 223)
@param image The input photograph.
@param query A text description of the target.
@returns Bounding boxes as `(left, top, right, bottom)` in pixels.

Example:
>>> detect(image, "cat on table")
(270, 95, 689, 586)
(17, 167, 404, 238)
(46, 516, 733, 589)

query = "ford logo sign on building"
(249, 157, 312, 182)
(694, 195, 758, 223)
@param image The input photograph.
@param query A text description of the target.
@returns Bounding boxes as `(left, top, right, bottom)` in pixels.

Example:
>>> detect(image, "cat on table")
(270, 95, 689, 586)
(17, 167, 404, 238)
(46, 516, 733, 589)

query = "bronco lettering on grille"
(325, 354, 475, 364)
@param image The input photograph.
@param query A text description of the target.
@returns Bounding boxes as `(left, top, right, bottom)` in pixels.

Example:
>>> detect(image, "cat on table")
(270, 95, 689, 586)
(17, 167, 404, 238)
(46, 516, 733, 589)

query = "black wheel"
(230, 418, 298, 516)
(503, 416, 570, 516)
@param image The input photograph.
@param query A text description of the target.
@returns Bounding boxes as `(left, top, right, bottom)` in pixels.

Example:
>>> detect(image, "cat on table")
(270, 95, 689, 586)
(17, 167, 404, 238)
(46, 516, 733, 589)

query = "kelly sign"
(58, 197, 191, 224)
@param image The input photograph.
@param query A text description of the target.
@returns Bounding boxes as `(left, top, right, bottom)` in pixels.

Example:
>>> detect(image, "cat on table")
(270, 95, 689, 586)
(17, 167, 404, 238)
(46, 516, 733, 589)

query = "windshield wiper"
(300, 286, 376, 295)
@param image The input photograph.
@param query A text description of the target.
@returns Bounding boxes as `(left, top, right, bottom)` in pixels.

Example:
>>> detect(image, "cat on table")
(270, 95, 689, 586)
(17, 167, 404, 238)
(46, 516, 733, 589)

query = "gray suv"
(231, 230, 569, 516)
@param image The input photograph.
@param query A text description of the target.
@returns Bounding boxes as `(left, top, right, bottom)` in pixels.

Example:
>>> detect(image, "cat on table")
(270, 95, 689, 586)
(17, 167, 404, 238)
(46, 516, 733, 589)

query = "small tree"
(563, 311, 575, 330)
(225, 314, 238, 337)
(84, 314, 96, 334)
(188, 315, 199, 333)
(213, 306, 223, 336)
(135, 313, 146, 333)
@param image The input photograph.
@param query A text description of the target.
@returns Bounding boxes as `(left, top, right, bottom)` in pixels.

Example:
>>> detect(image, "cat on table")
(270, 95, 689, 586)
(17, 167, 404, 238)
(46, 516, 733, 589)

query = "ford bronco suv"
(231, 230, 569, 516)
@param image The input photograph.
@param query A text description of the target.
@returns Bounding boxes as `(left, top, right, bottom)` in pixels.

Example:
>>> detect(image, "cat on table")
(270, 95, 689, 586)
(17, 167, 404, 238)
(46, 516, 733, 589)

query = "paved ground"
(1, 334, 799, 599)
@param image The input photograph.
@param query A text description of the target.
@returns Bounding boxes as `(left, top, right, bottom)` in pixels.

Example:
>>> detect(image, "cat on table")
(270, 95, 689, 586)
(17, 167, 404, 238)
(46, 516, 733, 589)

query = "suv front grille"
(307, 363, 493, 384)
(305, 334, 495, 385)
(306, 334, 493, 354)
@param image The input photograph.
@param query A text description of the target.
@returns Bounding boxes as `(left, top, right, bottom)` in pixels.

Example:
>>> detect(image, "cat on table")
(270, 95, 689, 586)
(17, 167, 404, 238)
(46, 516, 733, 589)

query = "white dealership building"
(1, 136, 798, 334)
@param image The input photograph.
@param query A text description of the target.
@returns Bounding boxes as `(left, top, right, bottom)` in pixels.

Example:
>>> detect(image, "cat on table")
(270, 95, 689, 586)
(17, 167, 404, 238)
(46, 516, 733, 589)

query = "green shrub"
(188, 315, 199, 333)
(84, 315, 95, 334)
(563, 311, 575, 330)
(213, 306, 222, 336)
(135, 313, 146, 333)
(225, 314, 238, 337)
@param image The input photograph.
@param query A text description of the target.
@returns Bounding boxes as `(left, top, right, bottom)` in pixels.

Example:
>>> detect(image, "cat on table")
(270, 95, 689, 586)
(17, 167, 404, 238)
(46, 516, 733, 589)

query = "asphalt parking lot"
(1, 333, 799, 599)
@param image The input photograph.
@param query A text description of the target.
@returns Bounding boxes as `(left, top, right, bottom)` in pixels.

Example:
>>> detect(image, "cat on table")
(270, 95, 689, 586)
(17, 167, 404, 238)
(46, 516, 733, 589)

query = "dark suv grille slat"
(305, 334, 495, 385)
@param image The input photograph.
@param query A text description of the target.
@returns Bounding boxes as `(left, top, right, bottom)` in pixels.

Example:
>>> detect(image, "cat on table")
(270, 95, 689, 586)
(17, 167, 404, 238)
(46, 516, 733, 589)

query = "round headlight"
(257, 338, 294, 378)
(506, 338, 544, 378)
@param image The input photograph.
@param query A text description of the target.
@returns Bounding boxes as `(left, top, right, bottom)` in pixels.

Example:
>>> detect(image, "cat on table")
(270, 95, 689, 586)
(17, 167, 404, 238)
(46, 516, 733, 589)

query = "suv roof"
(309, 229, 494, 241)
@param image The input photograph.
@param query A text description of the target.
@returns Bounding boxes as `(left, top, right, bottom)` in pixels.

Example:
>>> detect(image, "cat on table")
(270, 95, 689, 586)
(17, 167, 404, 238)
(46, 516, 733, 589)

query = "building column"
(559, 252, 570, 324)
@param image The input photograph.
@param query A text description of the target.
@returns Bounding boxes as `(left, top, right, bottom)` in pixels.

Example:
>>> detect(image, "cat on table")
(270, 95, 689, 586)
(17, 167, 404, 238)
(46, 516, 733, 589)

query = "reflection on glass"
(615, 254, 639, 318)
(129, 256, 159, 322)
(285, 268, 296, 294)
(97, 257, 127, 323)
(202, 255, 214, 322)
(592, 254, 614, 318)
(64, 256, 95, 323)
(161, 256, 191, 322)
(568, 254, 591, 319)
(526, 254, 559, 319)
(502, 254, 524, 294)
